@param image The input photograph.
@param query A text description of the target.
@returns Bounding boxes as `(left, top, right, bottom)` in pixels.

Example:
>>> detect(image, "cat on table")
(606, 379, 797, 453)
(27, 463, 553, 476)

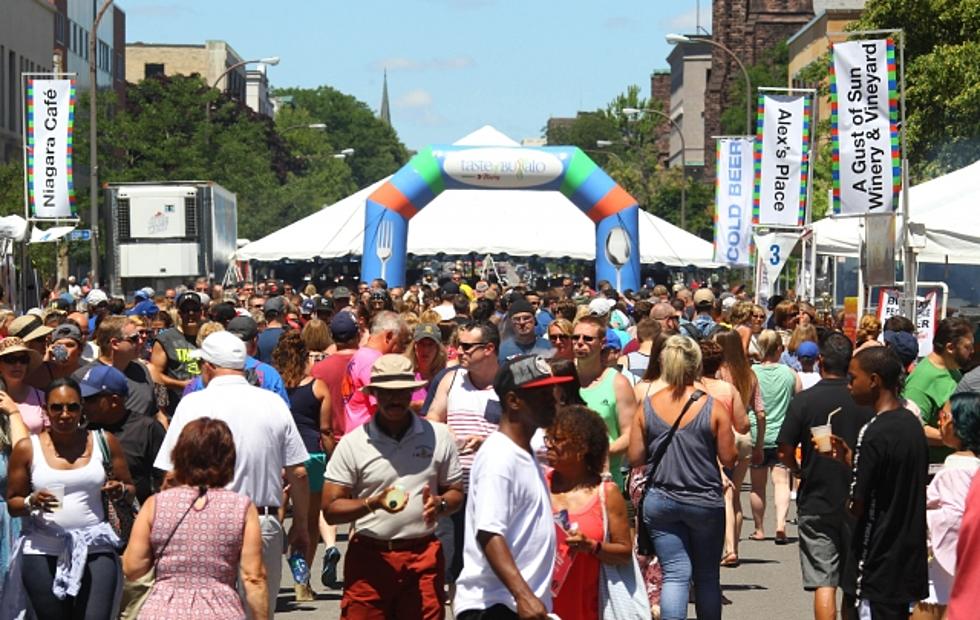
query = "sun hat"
(190, 331, 247, 370)
(7, 314, 53, 343)
(493, 354, 574, 398)
(0, 337, 42, 371)
(78, 365, 129, 398)
(361, 354, 427, 392)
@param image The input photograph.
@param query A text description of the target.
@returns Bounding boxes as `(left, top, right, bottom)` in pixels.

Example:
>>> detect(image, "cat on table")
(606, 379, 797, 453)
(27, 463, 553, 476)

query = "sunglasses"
(572, 334, 597, 344)
(548, 334, 571, 343)
(1, 354, 31, 365)
(48, 402, 81, 413)
(458, 341, 488, 353)
(121, 333, 142, 344)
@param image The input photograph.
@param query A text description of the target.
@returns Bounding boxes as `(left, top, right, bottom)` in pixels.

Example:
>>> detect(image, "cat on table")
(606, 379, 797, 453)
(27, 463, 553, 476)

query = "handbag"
(634, 389, 705, 557)
(95, 430, 140, 547)
(598, 481, 652, 620)
(120, 486, 206, 620)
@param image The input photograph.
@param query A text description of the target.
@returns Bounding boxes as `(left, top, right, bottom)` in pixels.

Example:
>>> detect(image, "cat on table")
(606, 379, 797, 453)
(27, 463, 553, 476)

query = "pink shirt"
(927, 454, 980, 574)
(17, 387, 46, 434)
(341, 347, 382, 434)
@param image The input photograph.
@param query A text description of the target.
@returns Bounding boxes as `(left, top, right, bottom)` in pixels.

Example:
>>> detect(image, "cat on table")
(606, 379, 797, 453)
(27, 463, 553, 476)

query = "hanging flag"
(26, 78, 76, 219)
(753, 94, 811, 227)
(714, 138, 754, 266)
(754, 231, 801, 298)
(831, 38, 900, 215)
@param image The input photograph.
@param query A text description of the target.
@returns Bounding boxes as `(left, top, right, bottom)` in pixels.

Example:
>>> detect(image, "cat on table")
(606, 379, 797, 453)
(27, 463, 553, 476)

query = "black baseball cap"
(176, 291, 202, 309)
(226, 316, 259, 341)
(493, 354, 573, 398)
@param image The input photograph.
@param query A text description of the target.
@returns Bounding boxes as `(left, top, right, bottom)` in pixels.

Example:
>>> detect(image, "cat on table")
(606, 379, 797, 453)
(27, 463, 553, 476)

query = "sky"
(122, 0, 713, 151)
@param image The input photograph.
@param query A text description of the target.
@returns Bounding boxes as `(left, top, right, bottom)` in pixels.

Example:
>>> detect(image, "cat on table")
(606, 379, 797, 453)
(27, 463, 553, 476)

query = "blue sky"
(122, 0, 712, 151)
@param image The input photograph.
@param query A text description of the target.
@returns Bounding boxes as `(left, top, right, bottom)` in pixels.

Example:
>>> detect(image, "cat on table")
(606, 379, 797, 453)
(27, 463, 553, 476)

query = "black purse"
(96, 430, 140, 548)
(634, 389, 705, 557)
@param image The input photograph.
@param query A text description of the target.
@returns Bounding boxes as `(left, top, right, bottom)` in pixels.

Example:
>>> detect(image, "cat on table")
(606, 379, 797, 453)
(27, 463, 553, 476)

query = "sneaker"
(321, 546, 341, 587)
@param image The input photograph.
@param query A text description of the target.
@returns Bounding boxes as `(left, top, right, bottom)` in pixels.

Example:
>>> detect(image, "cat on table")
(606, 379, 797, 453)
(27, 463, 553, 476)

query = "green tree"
(720, 41, 790, 135)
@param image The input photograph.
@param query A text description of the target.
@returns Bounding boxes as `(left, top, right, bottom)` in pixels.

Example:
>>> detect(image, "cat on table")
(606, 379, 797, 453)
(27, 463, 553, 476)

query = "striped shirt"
(446, 369, 500, 492)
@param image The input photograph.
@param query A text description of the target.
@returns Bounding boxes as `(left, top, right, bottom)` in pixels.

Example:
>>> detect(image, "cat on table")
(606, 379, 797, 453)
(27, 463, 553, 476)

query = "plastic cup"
(811, 424, 833, 454)
(46, 483, 65, 512)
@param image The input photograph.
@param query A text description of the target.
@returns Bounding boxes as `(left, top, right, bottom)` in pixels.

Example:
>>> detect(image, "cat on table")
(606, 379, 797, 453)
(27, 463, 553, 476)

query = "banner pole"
(897, 30, 916, 320)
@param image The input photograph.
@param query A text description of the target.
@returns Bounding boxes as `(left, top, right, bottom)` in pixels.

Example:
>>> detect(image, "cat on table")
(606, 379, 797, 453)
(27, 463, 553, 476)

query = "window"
(54, 13, 66, 45)
(115, 52, 124, 80)
(10, 52, 18, 131)
(0, 45, 4, 130)
(144, 63, 165, 79)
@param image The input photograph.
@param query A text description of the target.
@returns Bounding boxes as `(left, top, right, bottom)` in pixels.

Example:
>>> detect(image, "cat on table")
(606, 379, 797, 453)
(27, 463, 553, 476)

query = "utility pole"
(88, 0, 113, 288)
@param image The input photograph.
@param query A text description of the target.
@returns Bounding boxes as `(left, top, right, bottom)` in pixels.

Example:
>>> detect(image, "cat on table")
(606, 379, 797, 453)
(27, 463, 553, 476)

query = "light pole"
(280, 123, 327, 134)
(205, 56, 279, 130)
(89, 0, 114, 288)
(667, 33, 753, 136)
(333, 148, 355, 159)
(622, 107, 689, 229)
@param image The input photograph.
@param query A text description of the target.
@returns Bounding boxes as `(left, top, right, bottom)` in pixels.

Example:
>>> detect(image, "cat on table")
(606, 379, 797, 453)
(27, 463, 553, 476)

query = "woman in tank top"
(5, 377, 135, 619)
(0, 338, 47, 434)
(546, 405, 633, 620)
(628, 335, 736, 620)
(271, 331, 337, 597)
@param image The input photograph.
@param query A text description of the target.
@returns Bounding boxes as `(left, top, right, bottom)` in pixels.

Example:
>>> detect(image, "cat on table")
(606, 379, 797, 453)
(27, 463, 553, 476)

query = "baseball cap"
(603, 331, 622, 351)
(300, 299, 316, 315)
(362, 354, 427, 392)
(263, 296, 287, 315)
(796, 341, 819, 359)
(314, 297, 332, 313)
(508, 297, 535, 317)
(210, 302, 237, 324)
(134, 287, 153, 301)
(78, 365, 129, 398)
(433, 305, 456, 321)
(588, 297, 616, 317)
(226, 316, 259, 341)
(721, 296, 738, 312)
(126, 300, 160, 318)
(441, 282, 460, 298)
(8, 314, 53, 342)
(176, 291, 202, 309)
(475, 282, 489, 293)
(884, 330, 919, 366)
(330, 311, 359, 342)
(414, 323, 441, 344)
(86, 289, 109, 306)
(332, 286, 352, 300)
(494, 355, 574, 398)
(693, 289, 715, 309)
(190, 331, 247, 370)
(51, 322, 83, 344)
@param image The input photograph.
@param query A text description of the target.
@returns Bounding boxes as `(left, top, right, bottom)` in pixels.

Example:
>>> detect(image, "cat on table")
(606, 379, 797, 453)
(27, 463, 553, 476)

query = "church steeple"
(379, 69, 391, 126)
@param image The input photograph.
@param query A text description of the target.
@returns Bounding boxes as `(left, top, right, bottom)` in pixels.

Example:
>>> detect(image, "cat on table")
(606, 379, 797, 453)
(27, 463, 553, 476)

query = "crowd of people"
(0, 270, 977, 620)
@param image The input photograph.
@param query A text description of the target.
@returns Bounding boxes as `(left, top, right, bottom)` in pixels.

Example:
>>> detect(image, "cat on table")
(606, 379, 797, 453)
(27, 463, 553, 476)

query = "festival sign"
(753, 231, 801, 299)
(877, 288, 939, 358)
(714, 138, 754, 266)
(26, 78, 76, 219)
(831, 38, 900, 215)
(753, 94, 811, 227)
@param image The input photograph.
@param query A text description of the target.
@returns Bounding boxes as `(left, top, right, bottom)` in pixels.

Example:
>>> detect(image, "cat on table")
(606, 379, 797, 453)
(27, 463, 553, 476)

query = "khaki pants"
(242, 514, 284, 619)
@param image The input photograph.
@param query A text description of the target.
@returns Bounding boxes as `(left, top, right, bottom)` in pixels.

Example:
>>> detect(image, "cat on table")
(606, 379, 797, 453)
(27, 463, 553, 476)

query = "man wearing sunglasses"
(497, 297, 552, 363)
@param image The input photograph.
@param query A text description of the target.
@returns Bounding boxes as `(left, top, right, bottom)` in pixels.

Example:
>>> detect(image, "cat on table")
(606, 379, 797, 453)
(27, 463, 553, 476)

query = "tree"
(720, 41, 790, 135)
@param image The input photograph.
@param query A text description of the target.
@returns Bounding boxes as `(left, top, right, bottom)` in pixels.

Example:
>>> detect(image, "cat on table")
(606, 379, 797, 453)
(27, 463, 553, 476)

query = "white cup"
(45, 483, 65, 512)
(811, 424, 833, 454)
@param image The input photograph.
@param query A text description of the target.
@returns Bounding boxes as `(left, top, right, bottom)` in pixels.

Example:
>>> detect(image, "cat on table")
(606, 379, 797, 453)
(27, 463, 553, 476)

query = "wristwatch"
(438, 497, 449, 514)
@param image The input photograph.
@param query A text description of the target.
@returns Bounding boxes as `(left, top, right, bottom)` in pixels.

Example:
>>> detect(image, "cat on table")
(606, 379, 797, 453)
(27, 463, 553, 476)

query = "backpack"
(678, 319, 703, 341)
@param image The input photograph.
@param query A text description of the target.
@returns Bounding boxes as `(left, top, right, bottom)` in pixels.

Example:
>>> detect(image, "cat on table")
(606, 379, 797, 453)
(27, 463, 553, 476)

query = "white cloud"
(395, 89, 434, 109)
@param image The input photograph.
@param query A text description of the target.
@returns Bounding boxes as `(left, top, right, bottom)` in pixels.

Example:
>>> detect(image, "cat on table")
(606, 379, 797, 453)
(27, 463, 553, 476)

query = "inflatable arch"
(360, 145, 641, 291)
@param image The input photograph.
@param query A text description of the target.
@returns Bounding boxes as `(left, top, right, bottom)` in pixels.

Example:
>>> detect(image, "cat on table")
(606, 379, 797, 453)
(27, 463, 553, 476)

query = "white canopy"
(238, 126, 716, 267)
(813, 158, 980, 265)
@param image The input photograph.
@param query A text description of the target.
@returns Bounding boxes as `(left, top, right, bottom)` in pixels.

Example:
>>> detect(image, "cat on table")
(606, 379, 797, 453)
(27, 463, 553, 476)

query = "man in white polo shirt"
(154, 331, 310, 619)
(323, 354, 463, 619)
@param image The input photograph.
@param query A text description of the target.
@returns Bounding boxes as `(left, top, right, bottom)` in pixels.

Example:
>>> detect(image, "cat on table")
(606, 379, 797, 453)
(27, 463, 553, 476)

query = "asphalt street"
(277, 484, 813, 619)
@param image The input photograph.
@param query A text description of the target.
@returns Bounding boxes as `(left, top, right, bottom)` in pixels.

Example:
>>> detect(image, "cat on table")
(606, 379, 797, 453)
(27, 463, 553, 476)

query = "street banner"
(831, 38, 900, 215)
(753, 231, 801, 299)
(26, 78, 76, 219)
(713, 138, 754, 266)
(754, 94, 811, 227)
(877, 288, 938, 358)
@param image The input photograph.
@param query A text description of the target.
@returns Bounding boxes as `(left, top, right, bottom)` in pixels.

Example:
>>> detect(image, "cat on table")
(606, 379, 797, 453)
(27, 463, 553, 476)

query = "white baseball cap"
(191, 331, 246, 370)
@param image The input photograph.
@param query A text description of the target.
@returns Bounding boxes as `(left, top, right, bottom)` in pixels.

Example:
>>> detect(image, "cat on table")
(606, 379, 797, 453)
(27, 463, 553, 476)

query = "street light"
(280, 123, 327, 134)
(621, 107, 689, 229)
(666, 33, 753, 136)
(88, 0, 114, 287)
(205, 56, 279, 127)
(333, 148, 355, 159)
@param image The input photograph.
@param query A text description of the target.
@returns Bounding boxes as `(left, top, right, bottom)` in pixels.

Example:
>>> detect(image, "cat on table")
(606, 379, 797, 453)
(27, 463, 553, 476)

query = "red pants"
(341, 534, 445, 619)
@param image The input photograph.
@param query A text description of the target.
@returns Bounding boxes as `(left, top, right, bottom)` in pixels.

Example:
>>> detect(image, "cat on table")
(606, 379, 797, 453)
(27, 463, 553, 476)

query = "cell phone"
(555, 509, 570, 531)
(51, 344, 69, 363)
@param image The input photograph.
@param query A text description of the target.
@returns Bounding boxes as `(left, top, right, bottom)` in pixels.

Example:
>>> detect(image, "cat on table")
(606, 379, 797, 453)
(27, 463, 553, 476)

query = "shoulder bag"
(120, 486, 206, 620)
(634, 389, 705, 557)
(598, 480, 652, 620)
(96, 430, 140, 547)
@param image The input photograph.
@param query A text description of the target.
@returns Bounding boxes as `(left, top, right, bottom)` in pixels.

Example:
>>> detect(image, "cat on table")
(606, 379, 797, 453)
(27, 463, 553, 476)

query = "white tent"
(813, 159, 980, 265)
(238, 126, 716, 267)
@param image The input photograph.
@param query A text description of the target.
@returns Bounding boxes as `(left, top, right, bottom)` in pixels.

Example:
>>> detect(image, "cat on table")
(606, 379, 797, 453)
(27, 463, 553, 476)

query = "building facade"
(667, 39, 712, 174)
(649, 70, 672, 168)
(126, 40, 269, 113)
(57, 0, 125, 97)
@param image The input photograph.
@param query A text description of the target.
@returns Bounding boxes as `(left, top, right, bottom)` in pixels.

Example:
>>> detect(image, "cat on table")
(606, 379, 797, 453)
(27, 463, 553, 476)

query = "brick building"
(702, 0, 815, 177)
(649, 71, 671, 167)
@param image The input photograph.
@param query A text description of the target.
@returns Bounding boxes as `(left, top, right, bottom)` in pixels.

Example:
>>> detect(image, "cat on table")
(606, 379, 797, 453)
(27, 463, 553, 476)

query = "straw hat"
(0, 337, 43, 371)
(361, 354, 427, 392)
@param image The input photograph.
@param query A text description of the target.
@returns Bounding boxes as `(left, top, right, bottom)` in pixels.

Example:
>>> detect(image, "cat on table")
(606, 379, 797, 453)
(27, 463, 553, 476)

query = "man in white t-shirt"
(153, 331, 310, 619)
(454, 355, 573, 619)
(323, 354, 463, 618)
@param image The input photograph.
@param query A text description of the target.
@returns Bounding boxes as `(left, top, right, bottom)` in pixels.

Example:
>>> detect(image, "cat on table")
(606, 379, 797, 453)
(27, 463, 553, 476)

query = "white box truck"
(102, 181, 238, 297)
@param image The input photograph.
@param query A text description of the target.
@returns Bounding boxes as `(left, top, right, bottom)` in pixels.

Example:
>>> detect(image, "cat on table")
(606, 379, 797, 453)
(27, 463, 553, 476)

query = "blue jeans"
(642, 488, 725, 620)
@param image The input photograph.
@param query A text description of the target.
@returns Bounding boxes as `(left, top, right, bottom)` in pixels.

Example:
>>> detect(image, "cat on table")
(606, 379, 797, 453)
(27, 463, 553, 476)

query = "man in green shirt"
(903, 317, 974, 463)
